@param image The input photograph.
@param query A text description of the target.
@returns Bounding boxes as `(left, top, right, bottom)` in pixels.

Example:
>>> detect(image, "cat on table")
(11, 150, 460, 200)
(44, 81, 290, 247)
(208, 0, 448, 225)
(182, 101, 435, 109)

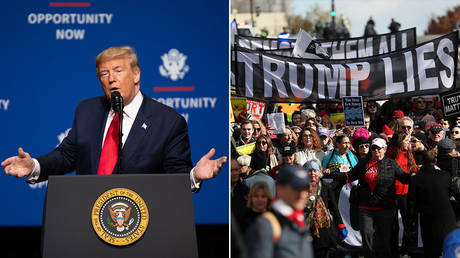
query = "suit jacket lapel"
(122, 96, 152, 167)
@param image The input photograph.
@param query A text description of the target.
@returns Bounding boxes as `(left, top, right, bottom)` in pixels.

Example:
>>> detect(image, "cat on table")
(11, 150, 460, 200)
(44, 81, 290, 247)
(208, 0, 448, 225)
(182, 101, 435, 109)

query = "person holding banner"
(321, 134, 360, 247)
(328, 137, 413, 258)
(2, 46, 226, 189)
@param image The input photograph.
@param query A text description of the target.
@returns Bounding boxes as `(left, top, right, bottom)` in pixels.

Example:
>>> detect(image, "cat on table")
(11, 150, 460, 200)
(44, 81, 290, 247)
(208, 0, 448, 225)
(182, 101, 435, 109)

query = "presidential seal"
(91, 188, 149, 246)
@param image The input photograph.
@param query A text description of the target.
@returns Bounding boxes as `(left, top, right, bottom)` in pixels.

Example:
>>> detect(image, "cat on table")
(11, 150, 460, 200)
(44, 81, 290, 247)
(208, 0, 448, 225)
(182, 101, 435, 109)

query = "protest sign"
(235, 32, 458, 102)
(236, 28, 416, 59)
(267, 113, 286, 134)
(440, 90, 460, 118)
(231, 96, 247, 122)
(246, 99, 266, 120)
(330, 113, 345, 127)
(236, 142, 256, 155)
(343, 96, 365, 127)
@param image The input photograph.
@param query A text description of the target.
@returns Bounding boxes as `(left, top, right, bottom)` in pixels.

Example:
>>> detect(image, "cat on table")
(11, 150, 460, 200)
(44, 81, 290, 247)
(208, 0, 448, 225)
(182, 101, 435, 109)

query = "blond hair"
(247, 181, 273, 209)
(95, 46, 140, 74)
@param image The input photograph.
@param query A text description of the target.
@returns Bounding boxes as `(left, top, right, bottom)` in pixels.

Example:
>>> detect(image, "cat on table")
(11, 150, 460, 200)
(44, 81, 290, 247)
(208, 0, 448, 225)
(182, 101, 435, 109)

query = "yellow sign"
(330, 113, 345, 127)
(91, 188, 149, 246)
(236, 142, 256, 155)
(231, 97, 247, 122)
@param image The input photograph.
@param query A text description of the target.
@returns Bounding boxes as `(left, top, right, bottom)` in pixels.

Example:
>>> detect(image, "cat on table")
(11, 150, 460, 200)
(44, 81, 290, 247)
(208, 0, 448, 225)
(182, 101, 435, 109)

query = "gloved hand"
(338, 224, 348, 241)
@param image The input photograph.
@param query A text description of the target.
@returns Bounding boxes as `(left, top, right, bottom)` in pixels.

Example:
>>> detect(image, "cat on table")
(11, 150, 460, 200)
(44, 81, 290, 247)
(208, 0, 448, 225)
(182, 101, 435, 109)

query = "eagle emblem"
(159, 48, 189, 81)
(109, 202, 134, 232)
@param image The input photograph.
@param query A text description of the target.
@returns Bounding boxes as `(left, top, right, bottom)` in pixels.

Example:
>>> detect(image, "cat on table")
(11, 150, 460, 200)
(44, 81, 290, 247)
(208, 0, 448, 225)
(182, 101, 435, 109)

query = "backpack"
(262, 212, 282, 244)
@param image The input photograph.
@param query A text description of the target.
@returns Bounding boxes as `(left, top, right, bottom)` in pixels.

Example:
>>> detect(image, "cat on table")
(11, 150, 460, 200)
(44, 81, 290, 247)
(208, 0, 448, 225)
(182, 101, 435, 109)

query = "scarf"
(306, 184, 331, 238)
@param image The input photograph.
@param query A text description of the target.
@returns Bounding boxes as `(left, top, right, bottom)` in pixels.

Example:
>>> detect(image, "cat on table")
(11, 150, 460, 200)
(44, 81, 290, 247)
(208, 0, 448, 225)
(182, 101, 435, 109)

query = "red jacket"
(386, 148, 417, 195)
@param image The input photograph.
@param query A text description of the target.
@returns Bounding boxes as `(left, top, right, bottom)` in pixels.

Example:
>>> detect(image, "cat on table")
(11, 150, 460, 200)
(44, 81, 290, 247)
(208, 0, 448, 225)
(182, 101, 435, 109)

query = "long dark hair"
(388, 132, 416, 173)
(256, 134, 275, 156)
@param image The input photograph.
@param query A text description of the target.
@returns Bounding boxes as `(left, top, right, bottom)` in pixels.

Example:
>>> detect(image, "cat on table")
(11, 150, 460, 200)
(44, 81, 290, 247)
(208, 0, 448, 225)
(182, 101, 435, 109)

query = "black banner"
(235, 32, 458, 102)
(235, 28, 416, 59)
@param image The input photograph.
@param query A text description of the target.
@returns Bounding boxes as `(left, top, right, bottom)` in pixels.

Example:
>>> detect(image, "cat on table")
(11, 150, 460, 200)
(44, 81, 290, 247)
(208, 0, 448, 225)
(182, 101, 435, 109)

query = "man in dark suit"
(1, 46, 226, 188)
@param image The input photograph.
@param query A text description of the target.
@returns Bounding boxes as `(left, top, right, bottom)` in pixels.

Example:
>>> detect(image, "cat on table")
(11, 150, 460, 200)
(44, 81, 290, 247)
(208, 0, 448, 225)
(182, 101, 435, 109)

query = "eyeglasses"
(401, 126, 412, 130)
(358, 143, 369, 149)
(257, 141, 267, 146)
(303, 134, 312, 138)
(371, 145, 383, 151)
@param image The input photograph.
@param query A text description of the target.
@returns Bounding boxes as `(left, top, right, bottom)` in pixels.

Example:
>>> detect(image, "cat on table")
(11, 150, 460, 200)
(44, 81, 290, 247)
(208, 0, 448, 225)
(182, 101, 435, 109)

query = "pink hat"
(351, 128, 370, 145)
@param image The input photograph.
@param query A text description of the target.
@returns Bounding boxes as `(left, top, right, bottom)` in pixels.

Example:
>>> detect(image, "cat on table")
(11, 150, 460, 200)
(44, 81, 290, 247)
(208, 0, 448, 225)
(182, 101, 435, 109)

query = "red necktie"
(287, 210, 305, 228)
(97, 113, 119, 175)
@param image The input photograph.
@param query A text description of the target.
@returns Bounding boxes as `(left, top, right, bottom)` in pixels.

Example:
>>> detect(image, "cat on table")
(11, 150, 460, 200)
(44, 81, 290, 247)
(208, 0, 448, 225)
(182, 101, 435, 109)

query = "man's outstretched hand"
(1, 147, 34, 178)
(194, 148, 227, 181)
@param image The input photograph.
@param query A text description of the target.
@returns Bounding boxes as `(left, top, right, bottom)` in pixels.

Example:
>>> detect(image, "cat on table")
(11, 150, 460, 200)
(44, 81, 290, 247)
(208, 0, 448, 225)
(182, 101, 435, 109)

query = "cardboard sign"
(267, 113, 286, 134)
(231, 96, 247, 122)
(236, 142, 256, 155)
(246, 99, 265, 120)
(330, 113, 345, 127)
(343, 96, 365, 127)
(441, 90, 460, 118)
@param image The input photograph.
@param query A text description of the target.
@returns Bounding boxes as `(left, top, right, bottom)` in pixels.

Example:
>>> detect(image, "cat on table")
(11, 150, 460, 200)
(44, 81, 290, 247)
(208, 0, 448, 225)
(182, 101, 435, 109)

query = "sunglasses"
(371, 145, 383, 151)
(359, 143, 370, 149)
(257, 141, 267, 146)
(401, 126, 412, 130)
(254, 128, 261, 132)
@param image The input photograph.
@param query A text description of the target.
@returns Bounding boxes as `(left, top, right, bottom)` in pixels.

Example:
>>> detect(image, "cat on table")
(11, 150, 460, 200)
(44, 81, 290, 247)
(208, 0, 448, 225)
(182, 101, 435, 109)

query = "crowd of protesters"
(231, 96, 460, 258)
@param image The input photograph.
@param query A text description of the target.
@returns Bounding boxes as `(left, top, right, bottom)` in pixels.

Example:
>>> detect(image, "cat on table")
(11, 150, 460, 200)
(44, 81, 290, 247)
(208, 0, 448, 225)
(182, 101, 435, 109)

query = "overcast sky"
(291, 0, 460, 37)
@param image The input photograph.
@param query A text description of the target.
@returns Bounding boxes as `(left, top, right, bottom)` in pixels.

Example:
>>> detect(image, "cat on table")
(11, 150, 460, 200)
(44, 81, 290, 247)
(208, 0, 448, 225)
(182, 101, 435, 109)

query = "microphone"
(110, 91, 123, 174)
(111, 91, 124, 114)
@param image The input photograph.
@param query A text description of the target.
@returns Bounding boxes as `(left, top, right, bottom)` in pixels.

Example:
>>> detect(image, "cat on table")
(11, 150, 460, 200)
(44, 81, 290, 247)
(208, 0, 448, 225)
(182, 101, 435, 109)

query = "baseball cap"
(392, 110, 404, 119)
(277, 165, 310, 187)
(430, 124, 443, 134)
(371, 138, 387, 149)
(282, 146, 296, 156)
(317, 127, 329, 137)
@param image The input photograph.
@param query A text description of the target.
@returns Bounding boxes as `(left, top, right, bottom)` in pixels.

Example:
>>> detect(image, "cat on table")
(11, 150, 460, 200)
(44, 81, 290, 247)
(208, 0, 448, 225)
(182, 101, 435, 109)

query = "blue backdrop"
(0, 0, 228, 225)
